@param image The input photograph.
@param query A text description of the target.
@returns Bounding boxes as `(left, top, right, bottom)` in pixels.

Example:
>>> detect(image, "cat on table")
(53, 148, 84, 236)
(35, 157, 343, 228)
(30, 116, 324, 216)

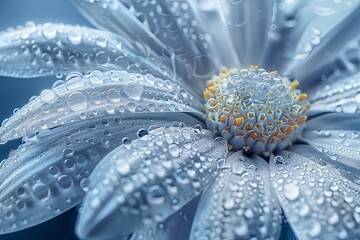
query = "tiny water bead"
(204, 66, 310, 155)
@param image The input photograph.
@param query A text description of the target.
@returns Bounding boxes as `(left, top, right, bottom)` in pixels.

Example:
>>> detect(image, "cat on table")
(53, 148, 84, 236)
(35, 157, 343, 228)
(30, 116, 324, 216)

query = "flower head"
(1, 1, 360, 240)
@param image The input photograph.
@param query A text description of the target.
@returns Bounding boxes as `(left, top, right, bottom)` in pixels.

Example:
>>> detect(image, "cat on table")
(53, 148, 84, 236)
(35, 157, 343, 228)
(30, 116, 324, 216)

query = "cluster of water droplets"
(190, 152, 282, 239)
(76, 124, 228, 239)
(204, 67, 309, 155)
(0, 69, 200, 144)
(0, 22, 172, 79)
(271, 151, 360, 239)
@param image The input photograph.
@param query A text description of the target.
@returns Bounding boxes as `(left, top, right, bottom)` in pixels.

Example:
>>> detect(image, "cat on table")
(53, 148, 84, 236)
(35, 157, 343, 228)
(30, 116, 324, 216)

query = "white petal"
(131, 196, 199, 240)
(0, 113, 187, 235)
(0, 70, 203, 144)
(306, 112, 360, 131)
(302, 129, 360, 170)
(270, 150, 360, 240)
(290, 5, 360, 86)
(187, 0, 240, 68)
(217, 0, 273, 67)
(0, 22, 172, 79)
(190, 151, 282, 240)
(72, 0, 214, 87)
(75, 126, 228, 240)
(308, 72, 360, 114)
(290, 144, 360, 185)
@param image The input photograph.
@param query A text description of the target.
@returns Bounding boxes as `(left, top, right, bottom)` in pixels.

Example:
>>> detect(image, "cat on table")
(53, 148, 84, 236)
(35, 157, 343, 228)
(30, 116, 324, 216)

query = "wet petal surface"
(73, 0, 214, 89)
(0, 22, 172, 79)
(0, 70, 203, 144)
(190, 151, 282, 240)
(131, 195, 200, 240)
(302, 129, 360, 171)
(0, 112, 198, 235)
(75, 126, 227, 240)
(309, 72, 360, 114)
(270, 150, 360, 240)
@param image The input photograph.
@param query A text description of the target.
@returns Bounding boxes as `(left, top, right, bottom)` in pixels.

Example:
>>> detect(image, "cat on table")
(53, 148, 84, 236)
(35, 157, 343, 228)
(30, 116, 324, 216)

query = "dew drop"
(284, 183, 300, 201)
(80, 178, 89, 192)
(147, 185, 165, 205)
(58, 175, 72, 189)
(32, 183, 50, 201)
(116, 160, 131, 175)
(40, 89, 57, 103)
(67, 29, 82, 44)
(168, 144, 180, 158)
(68, 92, 87, 111)
(124, 83, 144, 100)
(42, 23, 57, 39)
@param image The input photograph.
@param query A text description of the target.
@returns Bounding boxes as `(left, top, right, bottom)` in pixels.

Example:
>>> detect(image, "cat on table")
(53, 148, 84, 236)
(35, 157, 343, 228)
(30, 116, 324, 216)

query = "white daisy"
(1, 1, 360, 240)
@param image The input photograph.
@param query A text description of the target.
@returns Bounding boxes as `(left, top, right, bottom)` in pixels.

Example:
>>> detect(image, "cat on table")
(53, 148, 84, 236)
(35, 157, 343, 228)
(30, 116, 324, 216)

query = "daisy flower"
(1, 0, 360, 239)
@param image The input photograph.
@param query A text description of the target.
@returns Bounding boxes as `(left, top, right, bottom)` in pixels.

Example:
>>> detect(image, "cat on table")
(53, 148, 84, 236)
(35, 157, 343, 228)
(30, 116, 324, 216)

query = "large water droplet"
(68, 92, 87, 111)
(124, 83, 144, 100)
(32, 183, 50, 201)
(284, 183, 300, 201)
(67, 29, 82, 45)
(40, 89, 57, 103)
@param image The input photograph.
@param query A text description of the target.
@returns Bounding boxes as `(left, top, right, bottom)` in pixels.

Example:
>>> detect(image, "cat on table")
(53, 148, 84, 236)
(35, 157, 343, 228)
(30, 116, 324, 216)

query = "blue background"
(0, 0, 90, 239)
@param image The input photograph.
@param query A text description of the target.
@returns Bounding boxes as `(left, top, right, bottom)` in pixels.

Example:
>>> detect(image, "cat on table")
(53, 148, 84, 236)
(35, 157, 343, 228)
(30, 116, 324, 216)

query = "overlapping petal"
(190, 151, 282, 240)
(218, 0, 273, 67)
(290, 144, 360, 186)
(131, 196, 199, 240)
(307, 72, 360, 113)
(75, 126, 227, 240)
(270, 150, 360, 239)
(290, 5, 360, 87)
(73, 0, 214, 89)
(0, 70, 203, 144)
(0, 112, 199, 235)
(0, 23, 172, 79)
(302, 129, 360, 171)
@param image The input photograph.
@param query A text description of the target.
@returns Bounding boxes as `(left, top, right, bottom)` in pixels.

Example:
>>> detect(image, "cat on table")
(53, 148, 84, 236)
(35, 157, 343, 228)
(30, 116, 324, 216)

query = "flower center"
(203, 66, 310, 156)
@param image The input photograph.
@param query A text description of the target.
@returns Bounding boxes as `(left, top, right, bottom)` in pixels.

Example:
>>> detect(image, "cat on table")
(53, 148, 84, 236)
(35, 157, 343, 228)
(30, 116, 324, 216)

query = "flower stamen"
(203, 66, 310, 156)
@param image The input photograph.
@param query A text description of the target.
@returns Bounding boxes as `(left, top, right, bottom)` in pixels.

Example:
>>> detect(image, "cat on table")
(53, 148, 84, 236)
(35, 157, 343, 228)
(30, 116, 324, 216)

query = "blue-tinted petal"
(290, 144, 360, 185)
(306, 112, 360, 131)
(0, 70, 203, 144)
(187, 0, 240, 68)
(75, 126, 227, 240)
(218, 0, 273, 67)
(130, 195, 200, 240)
(0, 112, 192, 235)
(302, 129, 360, 170)
(190, 151, 282, 240)
(270, 150, 360, 239)
(73, 0, 214, 90)
(308, 72, 360, 114)
(290, 5, 360, 87)
(0, 23, 172, 79)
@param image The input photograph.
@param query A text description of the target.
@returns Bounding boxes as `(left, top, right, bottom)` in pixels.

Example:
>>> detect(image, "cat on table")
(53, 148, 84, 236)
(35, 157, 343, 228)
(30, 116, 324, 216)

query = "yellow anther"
(208, 85, 216, 94)
(290, 80, 300, 92)
(220, 67, 228, 74)
(219, 114, 226, 123)
(298, 93, 308, 102)
(299, 115, 308, 124)
(285, 126, 296, 134)
(248, 112, 255, 118)
(204, 90, 211, 99)
(249, 65, 259, 69)
(210, 99, 218, 107)
(250, 131, 260, 139)
(234, 117, 244, 127)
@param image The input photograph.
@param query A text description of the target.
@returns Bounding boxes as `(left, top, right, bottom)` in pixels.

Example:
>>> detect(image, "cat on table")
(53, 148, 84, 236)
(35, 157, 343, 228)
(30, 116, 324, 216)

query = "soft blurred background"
(0, 0, 91, 239)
